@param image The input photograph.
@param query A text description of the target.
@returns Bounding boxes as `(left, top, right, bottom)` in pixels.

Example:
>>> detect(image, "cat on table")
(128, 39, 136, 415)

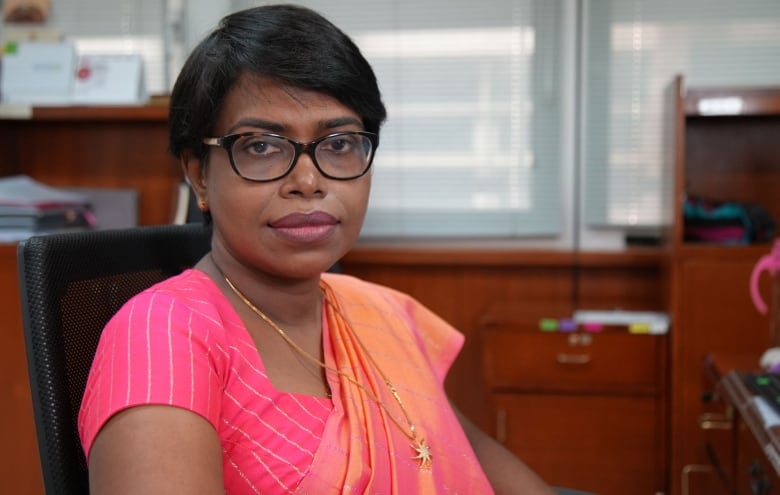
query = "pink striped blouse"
(78, 269, 333, 493)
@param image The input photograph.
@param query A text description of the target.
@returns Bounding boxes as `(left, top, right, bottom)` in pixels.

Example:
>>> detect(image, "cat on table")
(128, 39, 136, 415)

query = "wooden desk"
(0, 243, 44, 495)
(706, 353, 780, 495)
(720, 370, 780, 493)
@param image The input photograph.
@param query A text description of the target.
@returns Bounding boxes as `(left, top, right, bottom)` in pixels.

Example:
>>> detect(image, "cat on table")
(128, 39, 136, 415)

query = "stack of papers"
(0, 175, 95, 241)
(753, 396, 780, 427)
(573, 309, 670, 334)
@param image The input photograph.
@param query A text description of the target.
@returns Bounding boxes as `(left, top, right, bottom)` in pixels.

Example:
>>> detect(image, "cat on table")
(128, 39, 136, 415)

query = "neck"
(204, 253, 323, 329)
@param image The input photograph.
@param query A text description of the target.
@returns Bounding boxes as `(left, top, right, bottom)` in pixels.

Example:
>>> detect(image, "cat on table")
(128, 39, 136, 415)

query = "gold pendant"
(412, 437, 432, 469)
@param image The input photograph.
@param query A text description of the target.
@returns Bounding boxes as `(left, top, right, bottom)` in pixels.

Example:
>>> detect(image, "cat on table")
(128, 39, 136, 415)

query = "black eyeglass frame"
(202, 131, 379, 183)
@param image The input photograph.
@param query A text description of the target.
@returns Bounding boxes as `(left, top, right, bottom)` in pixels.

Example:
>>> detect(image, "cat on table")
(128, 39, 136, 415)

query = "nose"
(281, 147, 325, 197)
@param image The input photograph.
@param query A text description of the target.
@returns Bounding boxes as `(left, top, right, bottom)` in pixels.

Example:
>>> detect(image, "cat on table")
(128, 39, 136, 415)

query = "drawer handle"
(556, 353, 591, 365)
(681, 464, 713, 495)
(698, 412, 733, 430)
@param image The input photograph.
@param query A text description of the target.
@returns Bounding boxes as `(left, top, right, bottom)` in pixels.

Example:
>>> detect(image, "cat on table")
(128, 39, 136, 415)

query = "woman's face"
(184, 75, 372, 279)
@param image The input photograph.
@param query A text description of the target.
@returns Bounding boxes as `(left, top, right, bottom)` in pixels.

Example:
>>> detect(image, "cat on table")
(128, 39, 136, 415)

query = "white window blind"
(44, 0, 169, 95)
(237, 0, 568, 238)
(21, 0, 780, 241)
(583, 0, 780, 228)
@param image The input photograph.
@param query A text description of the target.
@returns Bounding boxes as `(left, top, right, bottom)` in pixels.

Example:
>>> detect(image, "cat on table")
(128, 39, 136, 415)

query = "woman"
(78, 4, 556, 494)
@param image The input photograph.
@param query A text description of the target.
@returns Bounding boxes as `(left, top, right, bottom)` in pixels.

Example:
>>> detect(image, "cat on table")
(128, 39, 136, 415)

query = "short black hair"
(168, 4, 387, 159)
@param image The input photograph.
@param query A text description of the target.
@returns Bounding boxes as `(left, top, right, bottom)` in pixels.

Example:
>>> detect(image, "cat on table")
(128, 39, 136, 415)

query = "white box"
(1, 40, 76, 105)
(71, 54, 148, 105)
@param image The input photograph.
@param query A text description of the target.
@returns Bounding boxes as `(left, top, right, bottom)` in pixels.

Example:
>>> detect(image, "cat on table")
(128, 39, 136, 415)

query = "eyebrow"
(228, 116, 364, 134)
(322, 116, 364, 129)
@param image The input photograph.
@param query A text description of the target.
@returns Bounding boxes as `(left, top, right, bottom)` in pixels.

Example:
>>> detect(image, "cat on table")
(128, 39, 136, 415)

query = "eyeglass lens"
(231, 132, 373, 181)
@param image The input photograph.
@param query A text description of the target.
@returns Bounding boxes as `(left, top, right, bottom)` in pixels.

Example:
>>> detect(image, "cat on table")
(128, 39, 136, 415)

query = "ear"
(181, 149, 207, 200)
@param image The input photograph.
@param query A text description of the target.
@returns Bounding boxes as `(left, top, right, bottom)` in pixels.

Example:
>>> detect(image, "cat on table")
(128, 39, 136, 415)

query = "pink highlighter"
(750, 239, 780, 372)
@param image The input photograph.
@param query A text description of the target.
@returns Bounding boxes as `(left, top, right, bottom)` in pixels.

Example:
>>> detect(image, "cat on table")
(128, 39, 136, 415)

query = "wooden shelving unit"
(669, 76, 780, 495)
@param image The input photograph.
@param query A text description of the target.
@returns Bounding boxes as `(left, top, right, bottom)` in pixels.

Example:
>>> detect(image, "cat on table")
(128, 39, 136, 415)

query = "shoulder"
(321, 272, 446, 327)
(103, 269, 237, 349)
(322, 273, 464, 380)
(137, 268, 219, 303)
(321, 272, 413, 307)
(120, 269, 225, 318)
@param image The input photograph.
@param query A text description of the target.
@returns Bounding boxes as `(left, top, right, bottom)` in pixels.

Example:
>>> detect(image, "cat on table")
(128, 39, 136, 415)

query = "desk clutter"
(537, 309, 670, 335)
(683, 195, 775, 245)
(0, 175, 138, 242)
(742, 372, 780, 424)
(0, 40, 147, 106)
(0, 175, 94, 235)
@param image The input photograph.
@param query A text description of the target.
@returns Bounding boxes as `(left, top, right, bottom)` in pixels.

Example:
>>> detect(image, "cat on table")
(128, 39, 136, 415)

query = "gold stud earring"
(198, 199, 208, 212)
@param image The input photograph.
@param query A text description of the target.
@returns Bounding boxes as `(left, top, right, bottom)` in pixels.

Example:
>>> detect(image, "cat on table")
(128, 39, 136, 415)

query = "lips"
(269, 211, 339, 243)
(270, 211, 337, 228)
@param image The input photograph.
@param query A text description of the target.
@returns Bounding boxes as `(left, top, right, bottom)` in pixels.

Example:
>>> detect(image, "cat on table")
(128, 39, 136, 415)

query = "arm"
(88, 405, 224, 495)
(454, 405, 557, 495)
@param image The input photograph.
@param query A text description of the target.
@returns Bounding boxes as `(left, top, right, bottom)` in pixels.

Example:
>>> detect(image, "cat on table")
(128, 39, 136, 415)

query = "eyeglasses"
(202, 131, 378, 182)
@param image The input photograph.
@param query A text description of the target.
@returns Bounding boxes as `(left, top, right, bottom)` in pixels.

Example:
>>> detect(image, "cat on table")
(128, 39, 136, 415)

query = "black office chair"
(17, 223, 212, 495)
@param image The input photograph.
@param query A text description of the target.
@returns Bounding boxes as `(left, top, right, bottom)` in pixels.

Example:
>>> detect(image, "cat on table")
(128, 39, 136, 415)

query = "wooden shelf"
(676, 243, 774, 260)
(676, 80, 780, 251)
(685, 86, 780, 117)
(344, 242, 665, 267)
(33, 104, 168, 122)
(0, 103, 170, 122)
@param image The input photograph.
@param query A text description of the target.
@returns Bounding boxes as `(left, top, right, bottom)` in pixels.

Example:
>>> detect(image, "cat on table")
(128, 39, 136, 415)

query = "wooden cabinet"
(0, 244, 44, 495)
(341, 248, 666, 431)
(480, 306, 667, 495)
(0, 105, 181, 226)
(668, 76, 780, 495)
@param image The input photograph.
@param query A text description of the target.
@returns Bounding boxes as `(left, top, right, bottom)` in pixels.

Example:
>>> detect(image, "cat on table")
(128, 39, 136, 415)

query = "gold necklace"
(219, 272, 433, 469)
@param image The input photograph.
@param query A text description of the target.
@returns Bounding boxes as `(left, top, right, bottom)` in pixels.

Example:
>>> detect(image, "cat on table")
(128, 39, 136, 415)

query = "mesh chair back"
(17, 224, 211, 495)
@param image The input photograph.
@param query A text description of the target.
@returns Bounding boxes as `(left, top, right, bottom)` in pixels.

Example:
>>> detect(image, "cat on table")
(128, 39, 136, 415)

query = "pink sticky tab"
(582, 322, 603, 333)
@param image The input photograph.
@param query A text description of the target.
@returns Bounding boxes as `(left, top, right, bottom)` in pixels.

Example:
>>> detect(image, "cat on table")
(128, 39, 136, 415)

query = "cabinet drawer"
(482, 329, 664, 393)
(493, 393, 663, 495)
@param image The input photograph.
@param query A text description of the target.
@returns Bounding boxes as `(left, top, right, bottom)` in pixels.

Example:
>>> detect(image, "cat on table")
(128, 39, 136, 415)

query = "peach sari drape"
(293, 274, 493, 494)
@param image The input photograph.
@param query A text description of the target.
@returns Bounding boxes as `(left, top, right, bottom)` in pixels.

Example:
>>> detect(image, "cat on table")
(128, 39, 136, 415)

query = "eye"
(237, 135, 285, 158)
(321, 134, 359, 154)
